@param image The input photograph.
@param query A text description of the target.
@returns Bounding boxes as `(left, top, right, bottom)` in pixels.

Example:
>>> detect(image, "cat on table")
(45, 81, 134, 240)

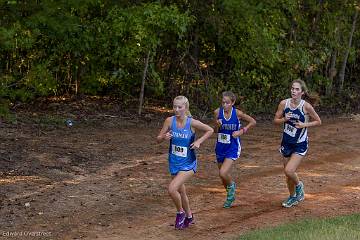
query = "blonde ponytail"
(173, 96, 192, 117)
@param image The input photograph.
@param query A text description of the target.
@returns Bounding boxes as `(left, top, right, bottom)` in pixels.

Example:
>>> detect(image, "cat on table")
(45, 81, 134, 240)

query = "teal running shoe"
(223, 182, 236, 208)
(295, 181, 305, 202)
(282, 196, 298, 208)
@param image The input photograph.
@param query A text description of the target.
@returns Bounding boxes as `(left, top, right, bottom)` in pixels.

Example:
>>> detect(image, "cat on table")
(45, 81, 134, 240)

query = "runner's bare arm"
(190, 119, 214, 149)
(214, 108, 221, 132)
(231, 110, 256, 137)
(295, 102, 322, 128)
(273, 100, 289, 124)
(156, 117, 172, 143)
(236, 109, 256, 132)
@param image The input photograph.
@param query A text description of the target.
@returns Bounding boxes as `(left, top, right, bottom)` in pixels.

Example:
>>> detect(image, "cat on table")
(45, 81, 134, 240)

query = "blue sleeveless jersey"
(168, 116, 197, 175)
(215, 107, 241, 159)
(282, 99, 308, 144)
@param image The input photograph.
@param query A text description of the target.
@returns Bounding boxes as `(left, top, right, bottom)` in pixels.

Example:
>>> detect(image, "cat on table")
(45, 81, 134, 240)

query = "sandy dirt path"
(1, 116, 359, 240)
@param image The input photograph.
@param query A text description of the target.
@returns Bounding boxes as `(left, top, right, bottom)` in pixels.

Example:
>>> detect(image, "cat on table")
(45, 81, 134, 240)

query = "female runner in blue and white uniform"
(274, 79, 321, 208)
(157, 96, 213, 229)
(214, 91, 256, 208)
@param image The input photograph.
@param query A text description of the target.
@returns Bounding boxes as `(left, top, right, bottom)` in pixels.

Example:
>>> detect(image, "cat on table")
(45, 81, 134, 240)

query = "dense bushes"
(0, 1, 359, 114)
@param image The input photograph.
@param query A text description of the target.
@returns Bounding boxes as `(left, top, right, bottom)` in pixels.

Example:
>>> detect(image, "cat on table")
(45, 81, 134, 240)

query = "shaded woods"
(1, 1, 359, 115)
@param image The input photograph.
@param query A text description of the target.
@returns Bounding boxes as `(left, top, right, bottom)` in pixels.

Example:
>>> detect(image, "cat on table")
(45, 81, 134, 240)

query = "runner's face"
(173, 100, 186, 117)
(291, 82, 304, 100)
(222, 96, 234, 111)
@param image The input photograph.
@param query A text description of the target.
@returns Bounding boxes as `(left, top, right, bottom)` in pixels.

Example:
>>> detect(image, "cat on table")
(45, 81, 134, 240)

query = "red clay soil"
(1, 113, 359, 240)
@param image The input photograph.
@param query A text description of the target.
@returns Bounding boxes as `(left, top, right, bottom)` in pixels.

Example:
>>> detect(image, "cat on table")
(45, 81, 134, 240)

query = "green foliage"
(0, 99, 16, 123)
(24, 63, 57, 96)
(0, 0, 359, 114)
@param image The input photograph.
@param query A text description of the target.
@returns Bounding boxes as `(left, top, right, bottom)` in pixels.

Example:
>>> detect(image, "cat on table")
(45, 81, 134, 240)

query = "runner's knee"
(284, 167, 295, 177)
(168, 184, 179, 196)
(219, 169, 228, 179)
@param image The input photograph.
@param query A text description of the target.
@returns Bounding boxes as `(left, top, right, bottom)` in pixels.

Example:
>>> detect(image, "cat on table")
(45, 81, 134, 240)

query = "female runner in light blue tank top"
(157, 96, 213, 230)
(274, 79, 321, 208)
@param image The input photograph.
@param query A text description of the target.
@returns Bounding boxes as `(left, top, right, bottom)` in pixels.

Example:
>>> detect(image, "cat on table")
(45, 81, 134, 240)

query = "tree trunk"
(326, 50, 337, 95)
(189, 55, 214, 108)
(138, 50, 151, 115)
(308, 0, 324, 47)
(75, 59, 83, 95)
(338, 9, 358, 91)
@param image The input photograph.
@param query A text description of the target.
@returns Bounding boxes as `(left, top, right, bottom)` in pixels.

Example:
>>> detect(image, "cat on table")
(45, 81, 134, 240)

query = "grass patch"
(236, 214, 360, 240)
(32, 115, 66, 126)
(0, 102, 17, 123)
(14, 113, 67, 128)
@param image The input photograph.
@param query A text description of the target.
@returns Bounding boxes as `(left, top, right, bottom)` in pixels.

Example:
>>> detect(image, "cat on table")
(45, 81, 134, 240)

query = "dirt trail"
(1, 116, 359, 240)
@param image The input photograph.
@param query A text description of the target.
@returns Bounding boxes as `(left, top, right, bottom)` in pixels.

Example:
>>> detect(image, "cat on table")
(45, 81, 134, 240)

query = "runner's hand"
(190, 141, 200, 149)
(232, 130, 242, 138)
(284, 112, 292, 122)
(295, 121, 305, 129)
(164, 130, 172, 140)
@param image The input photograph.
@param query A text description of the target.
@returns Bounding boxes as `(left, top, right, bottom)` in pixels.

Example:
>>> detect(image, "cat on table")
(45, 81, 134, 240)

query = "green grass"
(236, 214, 360, 240)
(0, 103, 17, 123)
(33, 114, 66, 126)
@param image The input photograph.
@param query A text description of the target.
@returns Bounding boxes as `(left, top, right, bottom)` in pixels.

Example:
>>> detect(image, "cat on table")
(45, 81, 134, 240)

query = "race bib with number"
(218, 133, 231, 144)
(284, 123, 297, 137)
(171, 144, 188, 157)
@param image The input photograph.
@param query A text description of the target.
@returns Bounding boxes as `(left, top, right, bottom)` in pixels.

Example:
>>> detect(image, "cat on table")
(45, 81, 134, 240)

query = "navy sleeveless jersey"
(282, 99, 308, 144)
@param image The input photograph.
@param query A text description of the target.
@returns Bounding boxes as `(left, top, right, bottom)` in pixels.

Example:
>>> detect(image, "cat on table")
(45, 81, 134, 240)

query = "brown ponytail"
(222, 91, 236, 103)
(292, 79, 320, 106)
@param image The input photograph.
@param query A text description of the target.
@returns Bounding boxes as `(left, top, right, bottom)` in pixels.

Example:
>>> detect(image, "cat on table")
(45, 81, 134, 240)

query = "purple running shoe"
(183, 214, 194, 228)
(175, 211, 185, 229)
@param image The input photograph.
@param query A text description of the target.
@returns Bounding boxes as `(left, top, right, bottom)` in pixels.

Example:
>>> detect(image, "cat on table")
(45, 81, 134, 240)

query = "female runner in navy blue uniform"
(157, 96, 213, 229)
(214, 91, 256, 208)
(274, 79, 321, 208)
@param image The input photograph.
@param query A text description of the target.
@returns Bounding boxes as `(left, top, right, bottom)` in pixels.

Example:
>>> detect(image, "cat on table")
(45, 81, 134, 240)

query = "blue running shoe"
(282, 196, 298, 208)
(295, 181, 305, 202)
(223, 182, 236, 208)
